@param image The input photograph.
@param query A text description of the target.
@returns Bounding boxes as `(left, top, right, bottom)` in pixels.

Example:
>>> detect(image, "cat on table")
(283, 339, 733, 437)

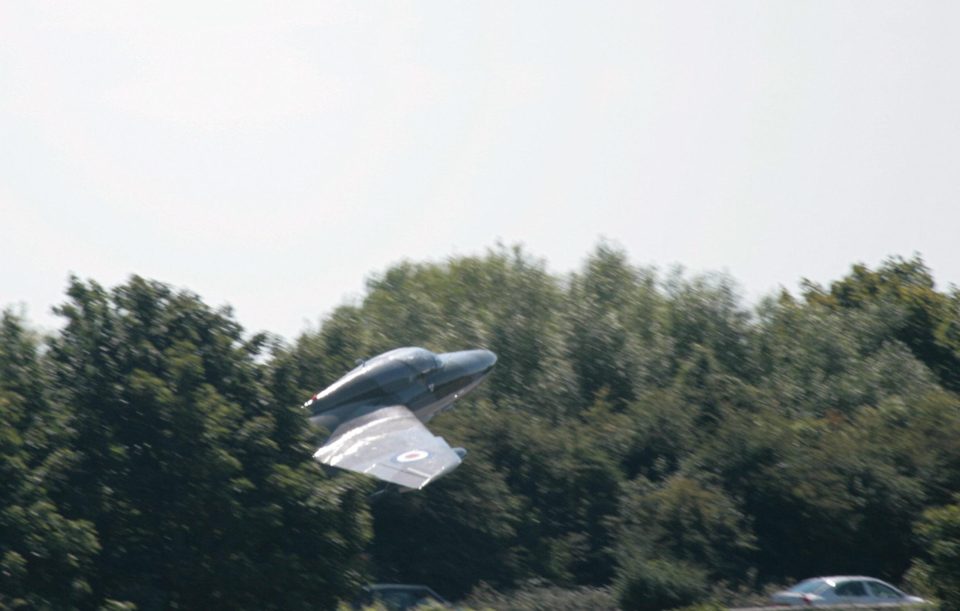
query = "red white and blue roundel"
(395, 449, 430, 463)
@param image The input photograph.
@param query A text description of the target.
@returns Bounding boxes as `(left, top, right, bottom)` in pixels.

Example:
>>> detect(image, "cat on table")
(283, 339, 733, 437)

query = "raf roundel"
(395, 449, 430, 463)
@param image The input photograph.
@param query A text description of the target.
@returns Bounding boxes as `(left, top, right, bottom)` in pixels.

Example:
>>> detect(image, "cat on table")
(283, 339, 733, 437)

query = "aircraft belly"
(413, 397, 455, 423)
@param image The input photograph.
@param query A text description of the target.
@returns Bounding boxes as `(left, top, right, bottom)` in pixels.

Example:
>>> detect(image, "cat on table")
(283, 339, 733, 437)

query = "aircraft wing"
(313, 405, 462, 490)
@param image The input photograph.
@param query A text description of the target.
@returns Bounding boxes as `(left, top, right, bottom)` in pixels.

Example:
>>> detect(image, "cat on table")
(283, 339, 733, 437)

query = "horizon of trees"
(3, 244, 960, 610)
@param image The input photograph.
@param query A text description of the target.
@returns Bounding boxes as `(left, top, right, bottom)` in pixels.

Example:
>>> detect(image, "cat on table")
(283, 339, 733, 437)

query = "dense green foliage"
(614, 557, 708, 611)
(464, 582, 619, 610)
(914, 497, 960, 610)
(0, 312, 99, 608)
(2, 246, 960, 609)
(2, 279, 369, 610)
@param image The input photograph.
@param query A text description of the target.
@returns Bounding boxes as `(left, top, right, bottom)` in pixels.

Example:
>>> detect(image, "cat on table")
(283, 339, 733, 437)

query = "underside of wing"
(313, 404, 462, 490)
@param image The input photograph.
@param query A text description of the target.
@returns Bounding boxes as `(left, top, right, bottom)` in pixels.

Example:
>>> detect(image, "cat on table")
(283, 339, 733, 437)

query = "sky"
(3, 1, 959, 341)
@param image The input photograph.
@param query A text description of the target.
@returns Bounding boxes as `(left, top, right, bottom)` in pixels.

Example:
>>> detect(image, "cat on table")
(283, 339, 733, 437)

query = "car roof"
(818, 576, 886, 586)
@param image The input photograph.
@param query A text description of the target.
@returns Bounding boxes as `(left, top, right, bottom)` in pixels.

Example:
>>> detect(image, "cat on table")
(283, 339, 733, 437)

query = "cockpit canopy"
(308, 347, 442, 414)
(386, 347, 442, 375)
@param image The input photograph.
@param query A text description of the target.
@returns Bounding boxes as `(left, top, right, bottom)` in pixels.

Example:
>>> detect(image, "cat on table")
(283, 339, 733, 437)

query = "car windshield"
(789, 579, 830, 594)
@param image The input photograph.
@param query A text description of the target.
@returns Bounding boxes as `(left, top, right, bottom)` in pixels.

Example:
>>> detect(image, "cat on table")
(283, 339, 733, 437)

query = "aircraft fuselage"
(303, 347, 497, 434)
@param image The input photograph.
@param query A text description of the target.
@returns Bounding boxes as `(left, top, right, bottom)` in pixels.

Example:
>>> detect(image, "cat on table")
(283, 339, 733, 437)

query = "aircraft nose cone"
(478, 349, 497, 373)
(438, 349, 498, 378)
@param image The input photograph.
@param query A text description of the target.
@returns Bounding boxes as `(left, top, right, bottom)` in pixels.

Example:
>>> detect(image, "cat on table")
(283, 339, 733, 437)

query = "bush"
(915, 499, 960, 610)
(463, 581, 619, 611)
(615, 558, 708, 611)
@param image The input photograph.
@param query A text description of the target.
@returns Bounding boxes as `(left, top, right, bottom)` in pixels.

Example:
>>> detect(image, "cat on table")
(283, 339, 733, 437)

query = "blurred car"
(770, 576, 926, 606)
(352, 583, 451, 610)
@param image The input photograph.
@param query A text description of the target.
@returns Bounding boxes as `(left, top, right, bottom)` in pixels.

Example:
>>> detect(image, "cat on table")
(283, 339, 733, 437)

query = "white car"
(770, 576, 926, 606)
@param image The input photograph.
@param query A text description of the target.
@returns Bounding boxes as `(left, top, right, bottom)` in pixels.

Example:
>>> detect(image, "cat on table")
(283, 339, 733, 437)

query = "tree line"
(2, 245, 960, 609)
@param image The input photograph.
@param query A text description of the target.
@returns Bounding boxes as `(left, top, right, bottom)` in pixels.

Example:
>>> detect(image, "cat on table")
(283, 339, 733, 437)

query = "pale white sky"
(3, 1, 959, 340)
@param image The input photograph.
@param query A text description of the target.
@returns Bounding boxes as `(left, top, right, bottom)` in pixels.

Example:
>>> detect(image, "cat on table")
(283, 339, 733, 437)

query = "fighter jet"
(303, 347, 497, 490)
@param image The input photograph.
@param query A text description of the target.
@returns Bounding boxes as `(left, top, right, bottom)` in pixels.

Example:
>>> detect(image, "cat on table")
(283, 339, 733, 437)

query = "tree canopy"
(3, 248, 960, 609)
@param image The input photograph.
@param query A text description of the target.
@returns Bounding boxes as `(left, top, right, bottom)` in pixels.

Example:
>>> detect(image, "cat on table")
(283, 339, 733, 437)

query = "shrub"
(615, 558, 708, 611)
